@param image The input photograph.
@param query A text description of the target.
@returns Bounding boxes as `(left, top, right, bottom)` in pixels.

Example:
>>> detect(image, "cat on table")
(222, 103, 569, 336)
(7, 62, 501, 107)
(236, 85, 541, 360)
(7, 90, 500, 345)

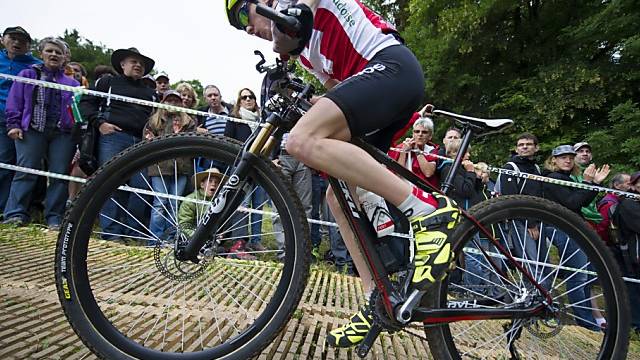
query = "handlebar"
(256, 3, 301, 33)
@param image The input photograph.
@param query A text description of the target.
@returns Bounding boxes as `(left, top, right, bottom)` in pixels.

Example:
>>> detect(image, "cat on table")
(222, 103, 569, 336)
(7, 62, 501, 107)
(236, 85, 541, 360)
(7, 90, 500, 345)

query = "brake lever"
(254, 50, 267, 73)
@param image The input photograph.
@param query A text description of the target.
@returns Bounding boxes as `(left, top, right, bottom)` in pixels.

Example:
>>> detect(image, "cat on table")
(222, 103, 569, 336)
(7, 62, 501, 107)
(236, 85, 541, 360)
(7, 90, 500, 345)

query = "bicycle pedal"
(355, 323, 382, 358)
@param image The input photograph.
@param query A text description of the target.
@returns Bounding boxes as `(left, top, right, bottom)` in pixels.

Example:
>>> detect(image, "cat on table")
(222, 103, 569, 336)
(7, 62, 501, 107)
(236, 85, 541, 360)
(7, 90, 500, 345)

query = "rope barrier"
(0, 73, 259, 128)
(389, 146, 640, 200)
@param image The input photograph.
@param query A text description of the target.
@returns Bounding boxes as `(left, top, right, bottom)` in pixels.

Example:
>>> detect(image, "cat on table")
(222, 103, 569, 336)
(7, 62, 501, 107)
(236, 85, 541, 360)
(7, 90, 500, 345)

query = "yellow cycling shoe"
(409, 193, 460, 290)
(326, 303, 372, 348)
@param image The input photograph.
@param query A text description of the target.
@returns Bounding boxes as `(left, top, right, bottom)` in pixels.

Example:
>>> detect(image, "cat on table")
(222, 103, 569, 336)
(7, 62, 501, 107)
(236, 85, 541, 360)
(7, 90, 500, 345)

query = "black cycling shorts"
(324, 44, 425, 152)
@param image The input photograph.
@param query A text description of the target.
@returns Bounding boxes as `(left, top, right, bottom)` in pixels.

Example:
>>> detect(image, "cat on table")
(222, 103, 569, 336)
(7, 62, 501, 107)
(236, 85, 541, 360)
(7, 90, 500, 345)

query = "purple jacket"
(5, 65, 80, 131)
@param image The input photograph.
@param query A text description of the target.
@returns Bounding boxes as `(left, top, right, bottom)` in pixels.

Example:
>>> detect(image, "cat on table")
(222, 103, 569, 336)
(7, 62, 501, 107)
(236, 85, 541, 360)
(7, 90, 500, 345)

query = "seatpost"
(440, 127, 473, 195)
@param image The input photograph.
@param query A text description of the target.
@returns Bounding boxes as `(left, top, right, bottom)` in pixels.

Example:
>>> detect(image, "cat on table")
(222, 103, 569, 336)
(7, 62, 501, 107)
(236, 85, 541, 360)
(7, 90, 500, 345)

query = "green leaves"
(397, 0, 639, 172)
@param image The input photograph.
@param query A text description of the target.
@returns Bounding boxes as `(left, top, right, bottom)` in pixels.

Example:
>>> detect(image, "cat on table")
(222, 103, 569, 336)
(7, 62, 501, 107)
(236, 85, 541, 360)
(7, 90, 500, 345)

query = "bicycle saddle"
(433, 109, 513, 133)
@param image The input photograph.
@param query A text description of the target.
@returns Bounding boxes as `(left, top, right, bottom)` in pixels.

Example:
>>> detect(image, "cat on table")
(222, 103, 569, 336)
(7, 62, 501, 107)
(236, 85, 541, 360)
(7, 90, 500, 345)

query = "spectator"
(176, 82, 197, 109)
(66, 62, 89, 87)
(92, 65, 117, 85)
(177, 168, 255, 260)
(497, 133, 543, 197)
(543, 145, 610, 331)
(388, 117, 439, 188)
(612, 172, 640, 334)
(0, 26, 41, 217)
(155, 73, 170, 98)
(572, 142, 604, 229)
(226, 88, 258, 141)
(437, 126, 462, 158)
(465, 161, 502, 295)
(143, 90, 196, 242)
(2, 37, 79, 229)
(273, 132, 313, 259)
(495, 133, 544, 269)
(79, 47, 157, 240)
(226, 88, 267, 251)
(439, 138, 477, 209)
(198, 84, 232, 128)
(596, 173, 630, 245)
(141, 74, 156, 90)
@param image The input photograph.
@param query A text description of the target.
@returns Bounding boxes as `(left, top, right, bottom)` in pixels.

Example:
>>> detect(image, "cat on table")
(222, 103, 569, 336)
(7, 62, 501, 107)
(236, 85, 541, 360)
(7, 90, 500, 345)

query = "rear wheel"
(423, 195, 629, 359)
(55, 134, 310, 359)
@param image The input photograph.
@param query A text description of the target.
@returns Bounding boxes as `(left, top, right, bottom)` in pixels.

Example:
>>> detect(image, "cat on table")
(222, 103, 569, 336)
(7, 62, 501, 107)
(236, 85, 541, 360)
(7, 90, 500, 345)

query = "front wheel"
(55, 134, 311, 359)
(423, 195, 629, 359)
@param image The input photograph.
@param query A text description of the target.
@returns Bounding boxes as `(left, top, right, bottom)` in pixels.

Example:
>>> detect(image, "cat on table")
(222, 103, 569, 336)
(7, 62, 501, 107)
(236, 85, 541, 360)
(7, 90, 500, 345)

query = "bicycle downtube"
(327, 177, 402, 317)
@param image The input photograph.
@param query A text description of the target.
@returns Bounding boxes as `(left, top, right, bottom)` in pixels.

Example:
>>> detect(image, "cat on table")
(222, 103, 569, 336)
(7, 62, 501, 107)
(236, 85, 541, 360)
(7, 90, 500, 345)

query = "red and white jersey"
(281, 0, 400, 84)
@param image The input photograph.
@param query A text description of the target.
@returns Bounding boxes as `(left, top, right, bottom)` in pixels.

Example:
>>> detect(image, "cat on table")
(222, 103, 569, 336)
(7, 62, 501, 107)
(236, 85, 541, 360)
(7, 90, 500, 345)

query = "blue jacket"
(0, 49, 42, 115)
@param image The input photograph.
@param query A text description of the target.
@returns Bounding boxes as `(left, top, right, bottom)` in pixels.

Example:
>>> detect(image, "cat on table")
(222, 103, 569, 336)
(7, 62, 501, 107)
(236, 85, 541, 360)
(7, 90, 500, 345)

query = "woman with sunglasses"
(225, 0, 458, 349)
(225, 87, 269, 253)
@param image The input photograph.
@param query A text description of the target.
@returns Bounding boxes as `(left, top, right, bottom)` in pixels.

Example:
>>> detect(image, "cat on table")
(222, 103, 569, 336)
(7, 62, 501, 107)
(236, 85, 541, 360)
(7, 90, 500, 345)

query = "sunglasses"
(413, 130, 431, 135)
(236, 0, 257, 29)
(240, 94, 256, 101)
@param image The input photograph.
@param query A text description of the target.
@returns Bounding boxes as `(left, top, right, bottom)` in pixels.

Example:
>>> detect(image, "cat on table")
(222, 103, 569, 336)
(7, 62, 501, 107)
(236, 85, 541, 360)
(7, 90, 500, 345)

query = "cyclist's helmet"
(226, 0, 255, 30)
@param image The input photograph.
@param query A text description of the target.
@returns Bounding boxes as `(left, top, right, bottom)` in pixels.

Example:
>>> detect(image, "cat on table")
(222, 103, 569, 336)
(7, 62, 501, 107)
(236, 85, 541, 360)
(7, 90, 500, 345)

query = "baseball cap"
(155, 73, 169, 81)
(162, 90, 181, 102)
(573, 142, 591, 152)
(3, 26, 32, 42)
(630, 171, 640, 185)
(551, 145, 577, 157)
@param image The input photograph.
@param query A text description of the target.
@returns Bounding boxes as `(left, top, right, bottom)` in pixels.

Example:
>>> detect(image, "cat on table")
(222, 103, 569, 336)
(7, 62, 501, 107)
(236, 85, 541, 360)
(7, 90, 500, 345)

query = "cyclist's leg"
(287, 97, 411, 205)
(326, 184, 374, 292)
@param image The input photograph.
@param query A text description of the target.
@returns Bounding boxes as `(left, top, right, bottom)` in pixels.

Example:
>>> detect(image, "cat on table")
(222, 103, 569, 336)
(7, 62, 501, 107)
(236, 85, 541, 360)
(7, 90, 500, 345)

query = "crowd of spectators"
(1, 27, 639, 331)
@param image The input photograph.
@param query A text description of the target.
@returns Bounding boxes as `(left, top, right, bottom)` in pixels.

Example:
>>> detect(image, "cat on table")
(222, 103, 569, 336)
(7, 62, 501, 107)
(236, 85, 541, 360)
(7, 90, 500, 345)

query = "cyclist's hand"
(99, 122, 121, 135)
(272, 4, 313, 56)
(593, 164, 610, 184)
(272, 158, 281, 168)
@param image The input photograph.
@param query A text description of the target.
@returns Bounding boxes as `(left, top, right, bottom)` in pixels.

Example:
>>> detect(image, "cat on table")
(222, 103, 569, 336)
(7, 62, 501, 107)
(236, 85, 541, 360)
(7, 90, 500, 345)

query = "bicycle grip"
(256, 3, 301, 33)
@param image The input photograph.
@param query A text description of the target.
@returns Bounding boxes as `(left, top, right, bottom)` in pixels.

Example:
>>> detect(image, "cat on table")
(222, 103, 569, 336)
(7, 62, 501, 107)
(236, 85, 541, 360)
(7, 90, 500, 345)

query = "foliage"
(59, 29, 112, 83)
(401, 0, 640, 172)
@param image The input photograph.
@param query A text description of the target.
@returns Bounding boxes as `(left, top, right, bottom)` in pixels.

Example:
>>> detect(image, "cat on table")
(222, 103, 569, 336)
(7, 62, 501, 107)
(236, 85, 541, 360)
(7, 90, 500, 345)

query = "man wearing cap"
(79, 47, 158, 240)
(612, 171, 640, 334)
(155, 73, 170, 99)
(571, 141, 604, 229)
(0, 26, 41, 215)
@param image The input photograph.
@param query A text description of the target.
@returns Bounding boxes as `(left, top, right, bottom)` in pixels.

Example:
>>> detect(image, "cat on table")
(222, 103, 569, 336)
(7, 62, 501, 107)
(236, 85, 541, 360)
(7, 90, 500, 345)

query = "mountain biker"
(225, 0, 460, 347)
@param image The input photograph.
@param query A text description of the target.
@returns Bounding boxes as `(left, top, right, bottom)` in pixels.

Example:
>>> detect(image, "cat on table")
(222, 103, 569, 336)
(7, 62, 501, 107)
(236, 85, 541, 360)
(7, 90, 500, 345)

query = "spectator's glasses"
(241, 94, 256, 101)
(413, 130, 431, 135)
(237, 0, 257, 29)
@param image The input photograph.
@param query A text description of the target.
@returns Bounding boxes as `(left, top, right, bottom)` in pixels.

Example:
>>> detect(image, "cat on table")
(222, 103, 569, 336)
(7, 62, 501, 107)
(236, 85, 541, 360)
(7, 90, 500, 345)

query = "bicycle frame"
(328, 136, 552, 326)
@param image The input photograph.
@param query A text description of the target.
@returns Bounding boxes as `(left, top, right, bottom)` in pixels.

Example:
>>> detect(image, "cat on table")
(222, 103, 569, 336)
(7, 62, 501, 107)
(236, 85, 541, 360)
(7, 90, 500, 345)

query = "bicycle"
(54, 5, 629, 359)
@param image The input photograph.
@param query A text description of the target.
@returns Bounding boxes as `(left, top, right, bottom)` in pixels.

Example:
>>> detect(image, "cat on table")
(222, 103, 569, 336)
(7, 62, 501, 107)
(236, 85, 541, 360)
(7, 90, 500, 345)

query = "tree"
(402, 0, 640, 171)
(60, 29, 112, 83)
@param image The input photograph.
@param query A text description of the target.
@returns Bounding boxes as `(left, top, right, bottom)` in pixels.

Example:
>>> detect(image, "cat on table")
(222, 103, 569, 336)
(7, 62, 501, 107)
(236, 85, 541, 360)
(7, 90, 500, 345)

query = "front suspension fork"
(176, 118, 281, 263)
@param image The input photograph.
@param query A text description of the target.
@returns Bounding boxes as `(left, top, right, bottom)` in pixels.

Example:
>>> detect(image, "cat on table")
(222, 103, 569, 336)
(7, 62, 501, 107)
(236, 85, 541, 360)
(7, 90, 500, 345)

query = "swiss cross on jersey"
(296, 0, 400, 84)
